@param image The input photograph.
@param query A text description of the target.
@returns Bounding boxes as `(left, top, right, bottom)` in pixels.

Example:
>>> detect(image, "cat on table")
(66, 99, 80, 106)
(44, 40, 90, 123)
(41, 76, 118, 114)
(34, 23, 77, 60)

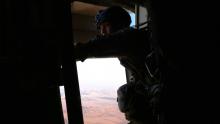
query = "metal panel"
(0, 0, 84, 123)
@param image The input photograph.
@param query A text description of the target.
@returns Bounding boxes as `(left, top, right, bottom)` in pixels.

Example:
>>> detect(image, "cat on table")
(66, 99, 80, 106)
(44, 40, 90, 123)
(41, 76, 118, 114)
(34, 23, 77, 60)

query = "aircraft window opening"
(59, 86, 69, 124)
(71, 2, 136, 123)
(76, 58, 128, 124)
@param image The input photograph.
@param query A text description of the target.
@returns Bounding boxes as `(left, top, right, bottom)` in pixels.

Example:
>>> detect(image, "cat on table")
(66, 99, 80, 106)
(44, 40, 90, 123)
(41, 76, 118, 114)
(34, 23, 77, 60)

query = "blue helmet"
(95, 6, 131, 31)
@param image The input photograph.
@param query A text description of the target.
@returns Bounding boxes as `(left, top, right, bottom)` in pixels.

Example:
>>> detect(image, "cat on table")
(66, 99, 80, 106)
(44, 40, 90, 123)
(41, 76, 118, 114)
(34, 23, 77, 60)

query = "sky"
(130, 12, 135, 27)
(76, 58, 126, 93)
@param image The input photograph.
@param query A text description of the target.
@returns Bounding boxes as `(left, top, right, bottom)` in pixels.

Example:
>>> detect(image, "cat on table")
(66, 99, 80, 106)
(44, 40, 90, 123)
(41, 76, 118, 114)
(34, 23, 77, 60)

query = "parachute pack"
(117, 20, 165, 124)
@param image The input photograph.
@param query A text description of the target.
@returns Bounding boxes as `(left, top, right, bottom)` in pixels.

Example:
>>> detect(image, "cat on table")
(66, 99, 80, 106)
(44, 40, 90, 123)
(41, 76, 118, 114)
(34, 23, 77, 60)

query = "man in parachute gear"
(74, 6, 162, 124)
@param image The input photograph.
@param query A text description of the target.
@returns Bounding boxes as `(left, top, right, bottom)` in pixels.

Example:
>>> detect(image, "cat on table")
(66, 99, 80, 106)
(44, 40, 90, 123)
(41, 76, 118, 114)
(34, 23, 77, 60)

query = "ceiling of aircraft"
(71, 0, 136, 16)
(71, 1, 107, 16)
